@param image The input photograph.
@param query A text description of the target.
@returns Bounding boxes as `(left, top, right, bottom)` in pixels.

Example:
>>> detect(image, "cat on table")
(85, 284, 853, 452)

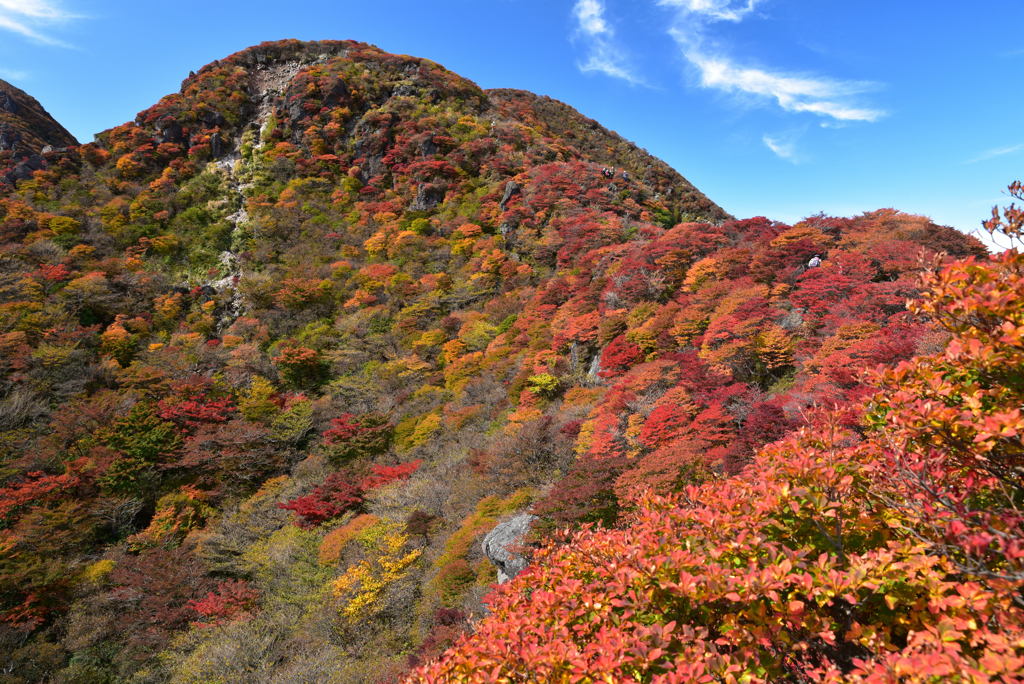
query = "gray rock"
(0, 125, 21, 152)
(210, 132, 224, 158)
(418, 134, 438, 158)
(499, 181, 521, 212)
(25, 155, 45, 171)
(393, 83, 417, 98)
(482, 514, 537, 584)
(776, 309, 804, 331)
(367, 153, 385, 178)
(0, 90, 18, 115)
(41, 145, 53, 154)
(409, 183, 445, 212)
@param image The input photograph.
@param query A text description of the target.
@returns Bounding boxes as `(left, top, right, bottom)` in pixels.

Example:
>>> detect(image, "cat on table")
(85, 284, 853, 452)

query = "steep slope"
(0, 79, 78, 157)
(0, 39, 990, 684)
(485, 89, 723, 222)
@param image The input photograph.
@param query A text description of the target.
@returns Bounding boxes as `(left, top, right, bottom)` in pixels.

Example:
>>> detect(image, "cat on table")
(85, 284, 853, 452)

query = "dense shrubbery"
(408, 192, 1024, 684)
(0, 38, 1002, 683)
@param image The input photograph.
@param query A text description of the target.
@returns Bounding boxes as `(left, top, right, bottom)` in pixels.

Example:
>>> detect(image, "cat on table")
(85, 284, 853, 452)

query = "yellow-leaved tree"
(333, 520, 422, 625)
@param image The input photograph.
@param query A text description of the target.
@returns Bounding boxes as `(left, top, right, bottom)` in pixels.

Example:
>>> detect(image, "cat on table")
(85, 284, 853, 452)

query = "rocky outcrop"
(154, 116, 184, 145)
(1, 154, 47, 186)
(0, 124, 22, 152)
(210, 132, 224, 158)
(410, 183, 445, 212)
(0, 90, 18, 115)
(499, 181, 521, 212)
(482, 514, 536, 584)
(201, 109, 226, 127)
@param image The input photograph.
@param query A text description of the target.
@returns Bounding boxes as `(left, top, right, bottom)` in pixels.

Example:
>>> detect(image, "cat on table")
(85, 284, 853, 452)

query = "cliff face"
(0, 39, 990, 684)
(0, 79, 78, 157)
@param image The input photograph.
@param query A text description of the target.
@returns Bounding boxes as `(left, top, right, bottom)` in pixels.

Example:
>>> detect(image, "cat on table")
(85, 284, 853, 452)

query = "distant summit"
(0, 79, 79, 157)
(95, 39, 728, 223)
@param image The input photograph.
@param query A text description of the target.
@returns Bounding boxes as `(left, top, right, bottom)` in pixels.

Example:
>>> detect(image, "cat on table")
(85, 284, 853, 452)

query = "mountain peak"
(101, 39, 728, 224)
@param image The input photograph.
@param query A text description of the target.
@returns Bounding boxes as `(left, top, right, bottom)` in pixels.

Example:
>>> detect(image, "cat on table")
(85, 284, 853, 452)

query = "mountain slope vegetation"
(0, 79, 78, 161)
(0, 39, 1009, 684)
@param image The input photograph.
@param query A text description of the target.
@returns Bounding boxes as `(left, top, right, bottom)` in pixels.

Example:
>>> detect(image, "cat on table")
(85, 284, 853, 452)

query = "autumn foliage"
(0, 36, 1007, 684)
(406, 192, 1024, 684)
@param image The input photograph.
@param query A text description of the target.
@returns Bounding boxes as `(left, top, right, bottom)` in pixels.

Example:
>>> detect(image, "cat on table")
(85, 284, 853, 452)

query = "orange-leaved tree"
(406, 187, 1024, 683)
(869, 180, 1024, 586)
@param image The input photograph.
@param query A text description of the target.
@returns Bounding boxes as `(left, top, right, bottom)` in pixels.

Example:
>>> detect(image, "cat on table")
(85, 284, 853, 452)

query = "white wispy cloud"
(662, 1, 884, 123)
(0, 0, 79, 47)
(683, 48, 885, 121)
(575, 0, 611, 35)
(967, 143, 1024, 164)
(763, 130, 807, 163)
(572, 0, 646, 85)
(658, 0, 759, 23)
(763, 135, 794, 160)
(0, 67, 29, 81)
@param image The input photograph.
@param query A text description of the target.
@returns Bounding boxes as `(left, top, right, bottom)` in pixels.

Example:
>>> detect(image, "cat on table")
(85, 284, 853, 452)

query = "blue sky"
(0, 0, 1020, 241)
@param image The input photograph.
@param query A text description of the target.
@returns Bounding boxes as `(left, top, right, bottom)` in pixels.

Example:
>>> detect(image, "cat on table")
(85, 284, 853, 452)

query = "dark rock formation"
(410, 183, 445, 212)
(210, 132, 224, 158)
(0, 124, 21, 152)
(201, 109, 226, 127)
(0, 90, 18, 115)
(154, 116, 184, 145)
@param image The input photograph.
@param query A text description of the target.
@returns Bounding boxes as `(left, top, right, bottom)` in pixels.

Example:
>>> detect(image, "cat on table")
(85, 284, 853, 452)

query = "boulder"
(201, 109, 226, 127)
(482, 514, 537, 584)
(776, 309, 804, 331)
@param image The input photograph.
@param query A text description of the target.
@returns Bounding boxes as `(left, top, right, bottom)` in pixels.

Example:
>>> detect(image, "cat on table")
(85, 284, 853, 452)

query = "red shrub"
(360, 460, 421, 490)
(187, 579, 259, 628)
(598, 335, 642, 378)
(277, 473, 364, 528)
